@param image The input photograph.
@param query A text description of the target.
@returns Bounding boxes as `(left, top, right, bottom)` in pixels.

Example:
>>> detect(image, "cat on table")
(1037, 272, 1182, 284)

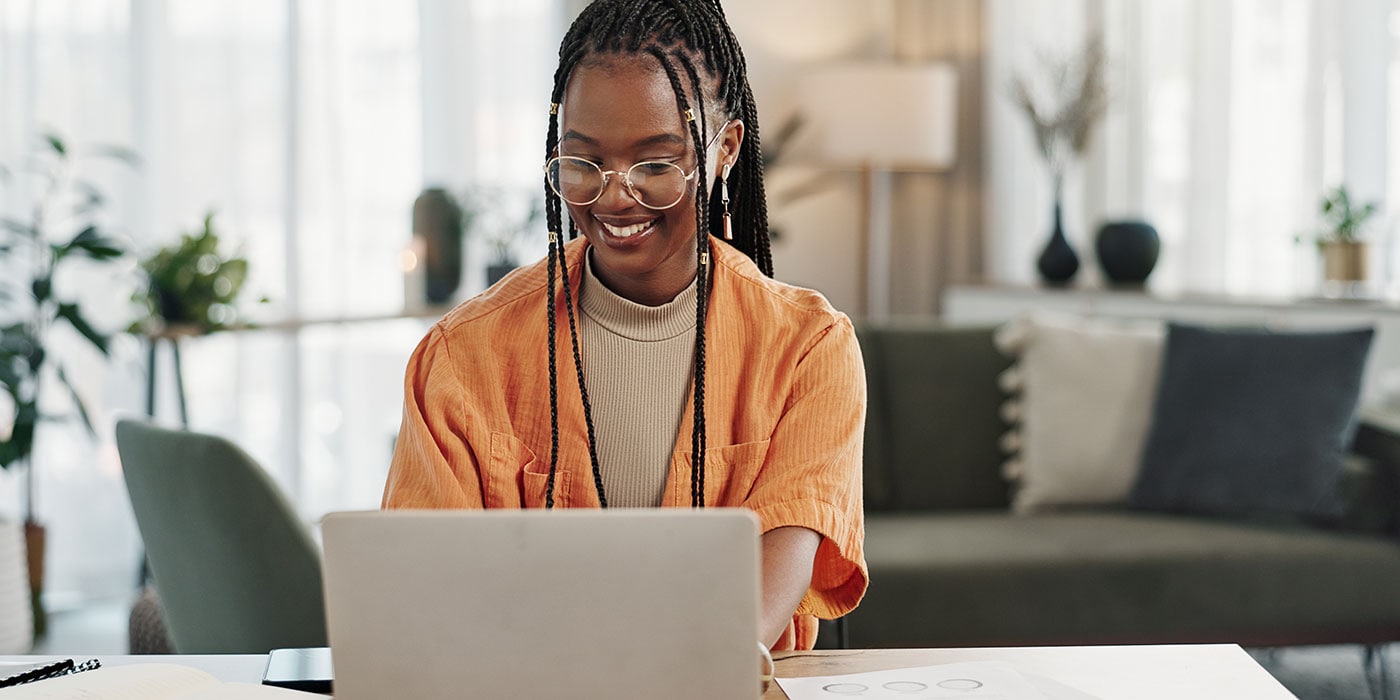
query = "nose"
(594, 171, 641, 211)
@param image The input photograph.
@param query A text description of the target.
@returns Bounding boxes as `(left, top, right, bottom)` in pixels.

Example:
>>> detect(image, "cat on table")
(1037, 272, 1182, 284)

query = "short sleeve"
(382, 325, 485, 509)
(743, 316, 868, 620)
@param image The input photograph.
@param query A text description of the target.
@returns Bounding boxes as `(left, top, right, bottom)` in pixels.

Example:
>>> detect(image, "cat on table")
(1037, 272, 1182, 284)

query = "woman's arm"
(383, 325, 485, 509)
(760, 525, 822, 648)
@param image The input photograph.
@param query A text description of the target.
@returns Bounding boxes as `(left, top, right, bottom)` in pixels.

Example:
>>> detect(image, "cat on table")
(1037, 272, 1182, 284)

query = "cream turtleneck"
(578, 252, 698, 507)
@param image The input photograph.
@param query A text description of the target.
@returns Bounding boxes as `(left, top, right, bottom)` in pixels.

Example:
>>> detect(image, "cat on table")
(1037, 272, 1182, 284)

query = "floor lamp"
(799, 63, 958, 319)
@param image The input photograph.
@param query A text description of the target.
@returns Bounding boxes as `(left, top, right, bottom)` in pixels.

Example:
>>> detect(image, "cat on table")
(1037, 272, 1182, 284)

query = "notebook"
(320, 508, 762, 700)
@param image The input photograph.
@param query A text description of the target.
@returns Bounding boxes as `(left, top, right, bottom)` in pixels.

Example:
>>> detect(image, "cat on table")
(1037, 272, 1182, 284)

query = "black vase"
(1095, 220, 1160, 287)
(413, 188, 464, 305)
(486, 262, 517, 287)
(1036, 201, 1080, 286)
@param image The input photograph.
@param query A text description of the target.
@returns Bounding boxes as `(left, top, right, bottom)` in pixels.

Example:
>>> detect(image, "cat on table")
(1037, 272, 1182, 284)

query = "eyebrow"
(561, 130, 689, 149)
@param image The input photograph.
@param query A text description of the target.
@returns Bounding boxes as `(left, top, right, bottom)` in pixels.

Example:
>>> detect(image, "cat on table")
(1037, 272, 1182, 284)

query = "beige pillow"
(994, 313, 1165, 513)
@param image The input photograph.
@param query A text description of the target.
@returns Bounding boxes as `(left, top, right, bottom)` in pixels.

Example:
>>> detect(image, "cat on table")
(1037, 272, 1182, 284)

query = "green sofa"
(845, 322, 1400, 648)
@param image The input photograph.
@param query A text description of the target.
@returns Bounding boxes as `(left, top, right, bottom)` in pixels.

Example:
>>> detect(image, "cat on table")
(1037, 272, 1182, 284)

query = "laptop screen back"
(321, 509, 761, 700)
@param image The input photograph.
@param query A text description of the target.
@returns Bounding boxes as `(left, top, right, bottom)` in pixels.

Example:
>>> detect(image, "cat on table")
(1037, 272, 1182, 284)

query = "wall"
(728, 0, 986, 318)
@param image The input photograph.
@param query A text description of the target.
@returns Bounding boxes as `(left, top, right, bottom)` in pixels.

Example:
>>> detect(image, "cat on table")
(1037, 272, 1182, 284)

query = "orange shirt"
(382, 236, 868, 650)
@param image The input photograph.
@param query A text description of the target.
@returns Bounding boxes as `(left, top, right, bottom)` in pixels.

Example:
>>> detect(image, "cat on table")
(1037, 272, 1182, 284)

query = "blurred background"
(2, 0, 1399, 674)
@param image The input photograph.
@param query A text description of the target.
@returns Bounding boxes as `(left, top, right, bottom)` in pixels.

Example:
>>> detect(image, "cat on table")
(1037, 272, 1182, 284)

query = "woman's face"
(558, 55, 740, 303)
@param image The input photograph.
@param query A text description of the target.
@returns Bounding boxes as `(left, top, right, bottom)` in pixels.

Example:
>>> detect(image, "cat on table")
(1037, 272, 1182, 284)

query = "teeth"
(600, 219, 655, 238)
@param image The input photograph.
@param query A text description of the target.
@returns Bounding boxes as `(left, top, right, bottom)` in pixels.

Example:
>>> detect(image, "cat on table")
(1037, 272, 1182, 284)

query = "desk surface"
(4, 644, 1295, 699)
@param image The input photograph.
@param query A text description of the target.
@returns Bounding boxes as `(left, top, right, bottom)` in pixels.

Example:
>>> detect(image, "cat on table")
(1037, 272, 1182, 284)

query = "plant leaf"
(43, 134, 67, 157)
(0, 400, 38, 469)
(84, 144, 142, 168)
(72, 181, 105, 214)
(68, 225, 99, 245)
(31, 277, 51, 303)
(63, 226, 125, 260)
(55, 365, 95, 437)
(77, 242, 124, 260)
(0, 218, 36, 238)
(56, 303, 110, 356)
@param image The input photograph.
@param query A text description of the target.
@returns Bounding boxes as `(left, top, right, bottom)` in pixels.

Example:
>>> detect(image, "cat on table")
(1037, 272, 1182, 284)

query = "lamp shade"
(798, 62, 958, 169)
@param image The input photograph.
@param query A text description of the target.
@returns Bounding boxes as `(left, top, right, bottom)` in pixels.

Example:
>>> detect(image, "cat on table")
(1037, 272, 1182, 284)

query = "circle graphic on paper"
(883, 680, 929, 693)
(938, 678, 985, 690)
(822, 682, 869, 694)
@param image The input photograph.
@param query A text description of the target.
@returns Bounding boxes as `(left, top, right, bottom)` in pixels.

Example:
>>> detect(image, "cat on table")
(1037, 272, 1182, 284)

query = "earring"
(721, 163, 733, 241)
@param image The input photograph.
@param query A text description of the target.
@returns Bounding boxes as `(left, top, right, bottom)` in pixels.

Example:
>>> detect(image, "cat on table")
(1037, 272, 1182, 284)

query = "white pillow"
(994, 313, 1165, 513)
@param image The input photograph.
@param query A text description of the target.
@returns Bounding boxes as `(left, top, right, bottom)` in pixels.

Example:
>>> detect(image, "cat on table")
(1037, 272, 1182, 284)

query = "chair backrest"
(115, 419, 327, 653)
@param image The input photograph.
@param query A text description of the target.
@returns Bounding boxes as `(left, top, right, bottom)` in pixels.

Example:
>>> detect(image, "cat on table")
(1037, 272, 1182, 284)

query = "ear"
(710, 119, 746, 187)
(720, 118, 745, 171)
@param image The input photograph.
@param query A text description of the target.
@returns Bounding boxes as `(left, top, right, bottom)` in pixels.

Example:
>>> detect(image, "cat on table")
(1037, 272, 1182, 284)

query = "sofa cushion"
(994, 314, 1165, 513)
(849, 512, 1400, 648)
(1130, 324, 1374, 521)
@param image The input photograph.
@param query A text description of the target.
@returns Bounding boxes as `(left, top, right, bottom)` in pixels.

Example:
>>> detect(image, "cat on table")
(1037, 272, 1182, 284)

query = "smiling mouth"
(598, 218, 658, 238)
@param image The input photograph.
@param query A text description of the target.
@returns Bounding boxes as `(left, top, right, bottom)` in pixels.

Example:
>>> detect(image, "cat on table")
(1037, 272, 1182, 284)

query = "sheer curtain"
(985, 0, 1394, 298)
(0, 0, 563, 603)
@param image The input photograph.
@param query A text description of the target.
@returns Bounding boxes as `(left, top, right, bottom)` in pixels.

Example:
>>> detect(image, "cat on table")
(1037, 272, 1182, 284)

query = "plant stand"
(0, 519, 34, 652)
(24, 518, 44, 640)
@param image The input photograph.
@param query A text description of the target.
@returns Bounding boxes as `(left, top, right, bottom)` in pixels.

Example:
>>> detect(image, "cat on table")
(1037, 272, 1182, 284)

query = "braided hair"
(542, 0, 770, 509)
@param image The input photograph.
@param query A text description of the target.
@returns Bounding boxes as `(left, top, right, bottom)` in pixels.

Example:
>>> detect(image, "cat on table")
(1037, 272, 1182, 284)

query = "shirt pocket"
(669, 439, 771, 506)
(490, 431, 569, 509)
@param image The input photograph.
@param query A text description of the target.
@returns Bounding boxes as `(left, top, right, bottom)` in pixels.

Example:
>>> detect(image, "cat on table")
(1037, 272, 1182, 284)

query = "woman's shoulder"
(711, 239, 851, 332)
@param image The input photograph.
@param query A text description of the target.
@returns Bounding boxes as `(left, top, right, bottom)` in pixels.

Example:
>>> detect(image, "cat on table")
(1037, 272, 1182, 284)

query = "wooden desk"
(6, 644, 1294, 698)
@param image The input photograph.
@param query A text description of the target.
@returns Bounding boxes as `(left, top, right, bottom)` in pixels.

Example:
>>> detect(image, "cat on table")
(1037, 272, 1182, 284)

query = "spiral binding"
(0, 658, 102, 688)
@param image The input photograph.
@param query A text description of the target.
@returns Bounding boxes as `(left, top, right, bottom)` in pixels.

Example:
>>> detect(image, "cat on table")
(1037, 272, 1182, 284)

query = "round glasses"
(544, 157, 698, 210)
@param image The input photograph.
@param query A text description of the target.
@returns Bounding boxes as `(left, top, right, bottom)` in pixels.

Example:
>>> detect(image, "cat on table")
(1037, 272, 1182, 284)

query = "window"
(0, 0, 562, 604)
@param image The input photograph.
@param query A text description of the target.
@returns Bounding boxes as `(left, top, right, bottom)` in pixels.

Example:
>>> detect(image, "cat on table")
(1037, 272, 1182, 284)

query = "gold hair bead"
(549, 103, 559, 115)
(548, 231, 560, 244)
(700, 251, 710, 266)
(684, 109, 695, 122)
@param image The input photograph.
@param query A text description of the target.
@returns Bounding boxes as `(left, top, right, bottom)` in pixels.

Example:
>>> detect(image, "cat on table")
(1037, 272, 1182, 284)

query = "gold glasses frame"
(544, 125, 728, 210)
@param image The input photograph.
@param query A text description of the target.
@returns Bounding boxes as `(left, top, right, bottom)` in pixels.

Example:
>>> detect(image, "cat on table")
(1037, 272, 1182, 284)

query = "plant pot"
(413, 189, 465, 305)
(1322, 241, 1368, 283)
(0, 519, 34, 653)
(25, 519, 45, 639)
(1095, 220, 1160, 287)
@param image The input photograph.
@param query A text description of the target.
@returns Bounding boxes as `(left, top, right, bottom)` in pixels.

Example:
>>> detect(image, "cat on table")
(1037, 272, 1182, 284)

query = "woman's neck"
(587, 247, 700, 307)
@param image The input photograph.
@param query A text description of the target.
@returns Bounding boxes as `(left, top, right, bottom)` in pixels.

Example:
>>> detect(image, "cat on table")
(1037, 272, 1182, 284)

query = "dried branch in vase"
(1010, 34, 1109, 194)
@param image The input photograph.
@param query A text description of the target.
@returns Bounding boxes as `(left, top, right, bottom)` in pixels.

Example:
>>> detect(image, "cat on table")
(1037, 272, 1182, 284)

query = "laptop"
(320, 508, 762, 700)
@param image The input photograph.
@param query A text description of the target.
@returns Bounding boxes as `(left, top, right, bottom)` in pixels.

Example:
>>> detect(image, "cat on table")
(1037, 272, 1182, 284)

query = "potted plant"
(465, 188, 542, 287)
(1312, 185, 1375, 285)
(129, 212, 261, 337)
(0, 133, 135, 643)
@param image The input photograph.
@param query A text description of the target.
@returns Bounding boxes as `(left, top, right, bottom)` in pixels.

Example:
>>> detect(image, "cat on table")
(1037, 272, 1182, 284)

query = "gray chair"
(115, 419, 327, 653)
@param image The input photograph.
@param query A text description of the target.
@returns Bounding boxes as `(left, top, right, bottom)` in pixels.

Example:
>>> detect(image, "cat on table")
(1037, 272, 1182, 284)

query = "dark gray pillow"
(1129, 323, 1374, 520)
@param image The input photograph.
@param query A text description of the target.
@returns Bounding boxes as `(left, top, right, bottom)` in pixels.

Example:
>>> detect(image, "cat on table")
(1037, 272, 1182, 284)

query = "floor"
(30, 599, 1398, 699)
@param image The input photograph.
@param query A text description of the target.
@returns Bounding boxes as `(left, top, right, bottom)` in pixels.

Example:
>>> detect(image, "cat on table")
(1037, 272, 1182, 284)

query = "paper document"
(777, 661, 1101, 700)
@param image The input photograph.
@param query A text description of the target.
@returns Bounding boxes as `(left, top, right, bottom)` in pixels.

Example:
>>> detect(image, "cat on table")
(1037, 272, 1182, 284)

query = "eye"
(636, 162, 675, 175)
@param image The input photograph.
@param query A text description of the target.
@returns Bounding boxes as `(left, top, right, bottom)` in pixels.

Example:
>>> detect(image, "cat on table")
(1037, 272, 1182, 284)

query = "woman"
(383, 0, 867, 651)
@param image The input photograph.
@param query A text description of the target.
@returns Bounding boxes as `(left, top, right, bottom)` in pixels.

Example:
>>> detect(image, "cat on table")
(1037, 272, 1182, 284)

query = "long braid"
(541, 0, 771, 510)
(544, 103, 564, 508)
(556, 216, 609, 506)
(649, 46, 711, 507)
(544, 12, 605, 508)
